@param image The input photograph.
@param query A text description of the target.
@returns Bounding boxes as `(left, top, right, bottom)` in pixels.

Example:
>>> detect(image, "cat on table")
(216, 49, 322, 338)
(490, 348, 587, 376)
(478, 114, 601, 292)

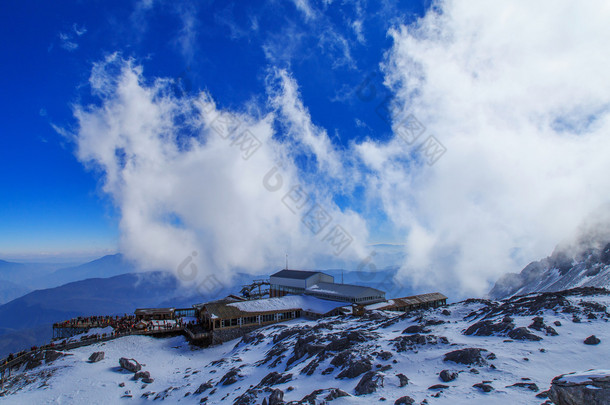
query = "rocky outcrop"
(119, 358, 141, 373)
(549, 370, 610, 405)
(354, 371, 384, 396)
(268, 388, 283, 405)
(439, 370, 458, 382)
(300, 388, 350, 403)
(88, 352, 104, 363)
(258, 372, 293, 387)
(218, 368, 243, 386)
(473, 382, 494, 392)
(396, 373, 409, 387)
(584, 335, 601, 345)
(464, 319, 514, 336)
(443, 348, 488, 366)
(507, 327, 542, 341)
(394, 395, 415, 404)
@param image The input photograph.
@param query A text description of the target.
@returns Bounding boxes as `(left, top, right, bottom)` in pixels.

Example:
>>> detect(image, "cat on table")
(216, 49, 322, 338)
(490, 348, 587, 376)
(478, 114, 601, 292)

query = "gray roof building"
(305, 282, 385, 305)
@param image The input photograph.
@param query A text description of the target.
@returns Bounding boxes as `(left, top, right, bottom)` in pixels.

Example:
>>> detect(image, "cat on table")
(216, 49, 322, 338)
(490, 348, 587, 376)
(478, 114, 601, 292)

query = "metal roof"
(305, 282, 385, 299)
(200, 295, 345, 319)
(135, 307, 175, 315)
(270, 269, 328, 280)
(373, 292, 447, 310)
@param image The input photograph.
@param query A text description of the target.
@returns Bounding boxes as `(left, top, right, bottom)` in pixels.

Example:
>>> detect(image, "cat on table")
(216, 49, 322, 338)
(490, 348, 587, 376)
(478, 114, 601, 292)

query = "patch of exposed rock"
(549, 370, 610, 405)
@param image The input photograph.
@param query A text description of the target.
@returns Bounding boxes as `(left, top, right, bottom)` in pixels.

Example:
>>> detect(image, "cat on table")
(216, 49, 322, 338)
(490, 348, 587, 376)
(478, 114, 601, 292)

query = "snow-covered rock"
(549, 369, 610, 405)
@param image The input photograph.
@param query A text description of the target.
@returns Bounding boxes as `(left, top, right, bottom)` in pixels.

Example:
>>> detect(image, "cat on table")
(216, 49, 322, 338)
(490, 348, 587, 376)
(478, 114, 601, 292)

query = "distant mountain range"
(0, 254, 138, 304)
(0, 270, 231, 358)
(489, 242, 610, 300)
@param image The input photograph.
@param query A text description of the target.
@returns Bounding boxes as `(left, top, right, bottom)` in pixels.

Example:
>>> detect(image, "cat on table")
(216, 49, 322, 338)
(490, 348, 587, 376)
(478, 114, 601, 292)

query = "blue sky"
(0, 0, 427, 260)
(2, 0, 610, 297)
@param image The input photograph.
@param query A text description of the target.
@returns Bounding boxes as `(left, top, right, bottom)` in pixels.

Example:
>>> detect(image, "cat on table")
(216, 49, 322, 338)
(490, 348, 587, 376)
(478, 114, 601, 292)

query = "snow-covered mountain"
(2, 287, 609, 404)
(489, 242, 610, 300)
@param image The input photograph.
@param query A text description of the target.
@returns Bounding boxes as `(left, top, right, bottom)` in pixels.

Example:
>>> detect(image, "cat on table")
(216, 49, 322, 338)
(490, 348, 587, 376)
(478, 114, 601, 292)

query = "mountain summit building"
(270, 269, 386, 305)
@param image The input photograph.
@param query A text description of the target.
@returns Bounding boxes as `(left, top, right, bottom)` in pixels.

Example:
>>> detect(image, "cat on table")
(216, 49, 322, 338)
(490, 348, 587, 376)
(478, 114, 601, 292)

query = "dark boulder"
(300, 388, 349, 403)
(377, 351, 393, 361)
(268, 389, 284, 405)
(464, 319, 514, 336)
(443, 348, 488, 366)
(396, 373, 409, 387)
(584, 335, 601, 345)
(219, 368, 242, 386)
(258, 372, 293, 387)
(134, 371, 150, 381)
(88, 352, 105, 363)
(439, 370, 458, 382)
(428, 384, 449, 390)
(394, 395, 415, 404)
(507, 327, 542, 341)
(473, 383, 494, 392)
(354, 371, 384, 396)
(508, 382, 539, 392)
(529, 316, 545, 331)
(336, 358, 372, 379)
(402, 325, 429, 334)
(119, 358, 142, 373)
(194, 381, 213, 394)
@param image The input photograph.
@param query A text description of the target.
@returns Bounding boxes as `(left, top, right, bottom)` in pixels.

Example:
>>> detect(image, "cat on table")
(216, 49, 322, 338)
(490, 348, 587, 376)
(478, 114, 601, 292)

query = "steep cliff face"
(489, 243, 610, 300)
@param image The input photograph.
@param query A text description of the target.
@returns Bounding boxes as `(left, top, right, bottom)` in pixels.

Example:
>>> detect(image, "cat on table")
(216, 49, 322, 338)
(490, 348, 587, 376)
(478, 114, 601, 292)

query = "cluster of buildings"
(53, 268, 447, 345)
(193, 269, 446, 344)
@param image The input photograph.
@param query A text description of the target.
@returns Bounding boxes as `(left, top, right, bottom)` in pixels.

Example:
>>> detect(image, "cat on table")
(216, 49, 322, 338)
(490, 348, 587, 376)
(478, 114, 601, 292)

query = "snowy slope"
(2, 288, 610, 404)
(489, 242, 610, 300)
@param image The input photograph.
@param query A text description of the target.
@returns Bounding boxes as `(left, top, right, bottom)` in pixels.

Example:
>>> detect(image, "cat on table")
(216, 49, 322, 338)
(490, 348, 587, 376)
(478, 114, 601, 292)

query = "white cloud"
(72, 56, 368, 287)
(363, 0, 610, 296)
(59, 32, 78, 51)
(292, 0, 317, 21)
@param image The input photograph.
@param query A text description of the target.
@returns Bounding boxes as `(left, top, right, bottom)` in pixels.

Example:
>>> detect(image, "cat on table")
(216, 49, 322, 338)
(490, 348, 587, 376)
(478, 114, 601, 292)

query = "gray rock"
(473, 383, 494, 392)
(394, 396, 415, 405)
(428, 384, 449, 390)
(194, 381, 213, 394)
(439, 370, 458, 382)
(584, 335, 601, 345)
(397, 373, 409, 387)
(464, 319, 514, 336)
(88, 352, 105, 363)
(300, 388, 349, 403)
(443, 348, 488, 366)
(508, 382, 539, 392)
(119, 357, 141, 373)
(268, 388, 284, 405)
(355, 371, 384, 396)
(507, 327, 542, 341)
(402, 325, 429, 334)
(258, 372, 293, 387)
(549, 370, 610, 405)
(134, 371, 150, 380)
(219, 368, 242, 386)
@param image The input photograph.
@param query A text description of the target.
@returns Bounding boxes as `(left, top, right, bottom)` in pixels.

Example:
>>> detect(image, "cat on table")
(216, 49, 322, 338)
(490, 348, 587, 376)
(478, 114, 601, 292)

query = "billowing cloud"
(71, 0, 610, 299)
(73, 54, 368, 288)
(361, 0, 610, 296)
